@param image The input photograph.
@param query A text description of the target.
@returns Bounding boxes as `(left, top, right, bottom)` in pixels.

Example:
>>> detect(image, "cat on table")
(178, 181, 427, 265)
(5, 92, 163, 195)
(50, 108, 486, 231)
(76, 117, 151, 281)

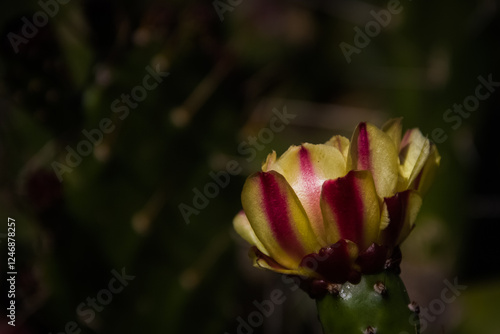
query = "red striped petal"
(263, 144, 346, 246)
(320, 170, 381, 250)
(241, 171, 321, 269)
(348, 122, 399, 199)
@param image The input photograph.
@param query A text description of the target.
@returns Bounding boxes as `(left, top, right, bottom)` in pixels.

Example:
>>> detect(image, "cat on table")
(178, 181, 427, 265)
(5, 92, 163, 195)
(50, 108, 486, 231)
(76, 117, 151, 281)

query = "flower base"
(316, 270, 420, 334)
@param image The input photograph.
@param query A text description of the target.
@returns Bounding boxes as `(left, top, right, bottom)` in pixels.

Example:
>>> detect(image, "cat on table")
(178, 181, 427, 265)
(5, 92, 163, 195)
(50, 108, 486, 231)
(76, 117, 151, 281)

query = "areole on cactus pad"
(233, 118, 440, 333)
(317, 269, 420, 334)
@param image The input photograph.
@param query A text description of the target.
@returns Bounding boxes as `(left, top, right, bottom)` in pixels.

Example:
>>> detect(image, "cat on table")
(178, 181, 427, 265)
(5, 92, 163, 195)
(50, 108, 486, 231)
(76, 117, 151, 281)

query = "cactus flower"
(233, 118, 440, 285)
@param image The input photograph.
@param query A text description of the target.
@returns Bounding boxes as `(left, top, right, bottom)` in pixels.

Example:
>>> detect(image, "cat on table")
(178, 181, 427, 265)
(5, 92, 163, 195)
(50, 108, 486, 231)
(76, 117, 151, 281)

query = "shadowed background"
(1, 0, 499, 333)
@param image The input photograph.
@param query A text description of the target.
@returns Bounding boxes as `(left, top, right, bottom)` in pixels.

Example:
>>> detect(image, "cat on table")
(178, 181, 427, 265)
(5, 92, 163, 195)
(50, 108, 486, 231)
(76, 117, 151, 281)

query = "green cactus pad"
(317, 270, 420, 334)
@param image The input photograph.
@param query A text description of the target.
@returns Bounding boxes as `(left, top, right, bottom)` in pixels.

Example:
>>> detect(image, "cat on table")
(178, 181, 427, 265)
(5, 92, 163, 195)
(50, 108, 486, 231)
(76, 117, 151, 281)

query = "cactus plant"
(233, 119, 440, 333)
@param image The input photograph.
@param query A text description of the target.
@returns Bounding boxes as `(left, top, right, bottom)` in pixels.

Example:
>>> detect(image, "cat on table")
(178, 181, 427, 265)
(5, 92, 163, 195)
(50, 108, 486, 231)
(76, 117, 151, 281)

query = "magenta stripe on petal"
(357, 122, 371, 170)
(298, 146, 321, 212)
(259, 172, 305, 259)
(299, 146, 316, 188)
(322, 172, 364, 245)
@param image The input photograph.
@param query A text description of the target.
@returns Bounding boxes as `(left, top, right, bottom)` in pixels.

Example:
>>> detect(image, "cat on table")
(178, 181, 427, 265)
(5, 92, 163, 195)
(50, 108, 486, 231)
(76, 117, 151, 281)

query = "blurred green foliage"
(1, 0, 499, 333)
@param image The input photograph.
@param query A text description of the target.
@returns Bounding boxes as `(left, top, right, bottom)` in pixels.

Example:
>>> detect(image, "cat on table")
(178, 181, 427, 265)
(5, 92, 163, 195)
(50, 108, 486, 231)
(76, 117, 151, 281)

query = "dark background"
(1, 0, 499, 333)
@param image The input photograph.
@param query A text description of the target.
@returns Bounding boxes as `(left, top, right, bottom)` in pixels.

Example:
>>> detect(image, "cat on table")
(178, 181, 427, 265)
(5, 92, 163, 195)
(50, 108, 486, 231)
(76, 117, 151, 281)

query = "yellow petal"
(249, 247, 304, 276)
(382, 117, 403, 150)
(398, 129, 431, 191)
(262, 150, 280, 172)
(396, 191, 422, 245)
(233, 211, 270, 256)
(325, 135, 350, 162)
(409, 143, 441, 195)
